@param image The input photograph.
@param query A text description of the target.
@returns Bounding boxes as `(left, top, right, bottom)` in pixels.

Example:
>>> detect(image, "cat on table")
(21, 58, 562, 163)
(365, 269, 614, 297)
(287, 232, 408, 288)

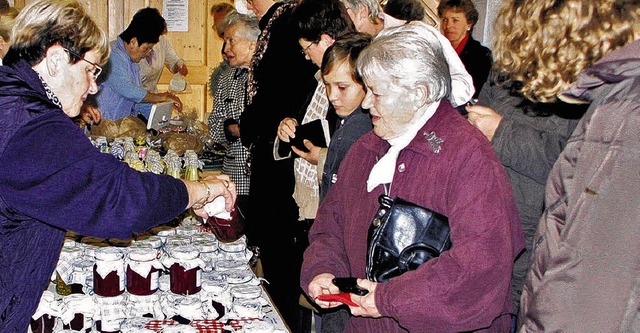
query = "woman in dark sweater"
(438, 0, 492, 98)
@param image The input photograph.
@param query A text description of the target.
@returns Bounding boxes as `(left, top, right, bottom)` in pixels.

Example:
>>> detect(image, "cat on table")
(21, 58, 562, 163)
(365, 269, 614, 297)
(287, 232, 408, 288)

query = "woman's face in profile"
(362, 73, 416, 140)
(55, 49, 101, 117)
(323, 60, 366, 118)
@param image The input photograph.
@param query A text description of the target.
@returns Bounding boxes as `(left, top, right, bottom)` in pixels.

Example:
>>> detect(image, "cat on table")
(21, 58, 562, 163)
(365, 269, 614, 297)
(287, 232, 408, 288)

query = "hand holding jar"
(183, 174, 237, 217)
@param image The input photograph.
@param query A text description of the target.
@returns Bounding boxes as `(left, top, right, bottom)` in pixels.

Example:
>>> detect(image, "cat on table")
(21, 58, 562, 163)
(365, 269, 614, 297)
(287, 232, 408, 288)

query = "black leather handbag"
(366, 195, 452, 282)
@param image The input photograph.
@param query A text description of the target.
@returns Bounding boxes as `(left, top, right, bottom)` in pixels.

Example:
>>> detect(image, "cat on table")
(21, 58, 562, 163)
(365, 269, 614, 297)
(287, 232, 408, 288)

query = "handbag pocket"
(366, 195, 452, 282)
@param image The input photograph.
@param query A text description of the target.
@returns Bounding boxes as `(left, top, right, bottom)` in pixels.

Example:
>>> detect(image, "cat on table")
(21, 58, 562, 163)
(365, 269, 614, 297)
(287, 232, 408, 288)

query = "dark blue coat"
(0, 59, 188, 332)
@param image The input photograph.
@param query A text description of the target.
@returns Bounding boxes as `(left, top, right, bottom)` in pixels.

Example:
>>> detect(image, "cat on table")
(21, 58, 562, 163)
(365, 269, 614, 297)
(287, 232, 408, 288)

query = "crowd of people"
(0, 0, 639, 332)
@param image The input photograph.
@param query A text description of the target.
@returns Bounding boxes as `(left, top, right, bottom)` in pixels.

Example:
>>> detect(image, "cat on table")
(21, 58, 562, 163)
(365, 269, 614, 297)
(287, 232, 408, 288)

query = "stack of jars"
(34, 223, 265, 332)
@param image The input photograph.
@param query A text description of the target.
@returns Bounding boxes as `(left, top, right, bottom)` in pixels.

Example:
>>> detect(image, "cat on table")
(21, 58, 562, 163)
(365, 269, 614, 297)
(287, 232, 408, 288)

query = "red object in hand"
(316, 293, 358, 306)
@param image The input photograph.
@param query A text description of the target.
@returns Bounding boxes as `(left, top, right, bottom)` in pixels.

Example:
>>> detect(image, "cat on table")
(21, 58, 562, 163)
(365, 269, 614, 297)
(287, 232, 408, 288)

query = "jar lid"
(204, 271, 227, 283)
(165, 234, 191, 247)
(135, 235, 163, 249)
(176, 225, 200, 236)
(129, 242, 153, 250)
(218, 238, 246, 253)
(215, 260, 245, 271)
(190, 232, 217, 242)
(231, 285, 262, 300)
(72, 260, 94, 270)
(95, 247, 124, 260)
(193, 239, 218, 252)
(60, 246, 83, 258)
(128, 248, 157, 261)
(225, 268, 253, 284)
(232, 299, 262, 318)
(170, 245, 200, 260)
(63, 239, 77, 248)
(201, 278, 228, 294)
(165, 238, 190, 248)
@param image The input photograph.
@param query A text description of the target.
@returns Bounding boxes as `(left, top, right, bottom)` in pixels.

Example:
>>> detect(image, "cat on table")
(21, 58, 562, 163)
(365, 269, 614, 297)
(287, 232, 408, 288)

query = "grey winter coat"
(520, 38, 640, 331)
(477, 76, 586, 313)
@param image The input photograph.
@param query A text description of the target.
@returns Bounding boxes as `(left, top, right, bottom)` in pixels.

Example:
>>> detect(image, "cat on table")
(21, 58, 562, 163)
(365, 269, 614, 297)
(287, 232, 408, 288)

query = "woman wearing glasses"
(0, 1, 236, 331)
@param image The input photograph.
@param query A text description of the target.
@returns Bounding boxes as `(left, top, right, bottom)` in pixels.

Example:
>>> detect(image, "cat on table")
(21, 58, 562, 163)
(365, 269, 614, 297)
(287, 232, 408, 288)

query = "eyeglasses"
(300, 43, 313, 55)
(63, 47, 102, 80)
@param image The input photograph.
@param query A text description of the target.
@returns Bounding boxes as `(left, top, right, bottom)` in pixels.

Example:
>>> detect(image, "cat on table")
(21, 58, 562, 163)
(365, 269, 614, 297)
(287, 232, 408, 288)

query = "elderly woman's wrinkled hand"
(308, 273, 342, 309)
(190, 174, 237, 218)
(277, 117, 298, 143)
(348, 278, 381, 318)
(80, 104, 102, 125)
(466, 104, 502, 141)
(73, 104, 102, 129)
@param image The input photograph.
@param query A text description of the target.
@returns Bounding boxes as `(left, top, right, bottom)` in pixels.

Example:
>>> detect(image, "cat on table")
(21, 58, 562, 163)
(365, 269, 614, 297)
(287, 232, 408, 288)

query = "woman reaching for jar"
(0, 1, 235, 331)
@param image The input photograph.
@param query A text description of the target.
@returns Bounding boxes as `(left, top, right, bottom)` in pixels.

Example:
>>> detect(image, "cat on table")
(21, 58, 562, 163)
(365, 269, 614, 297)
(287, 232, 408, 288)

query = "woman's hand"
(277, 117, 298, 143)
(185, 174, 237, 217)
(291, 139, 320, 165)
(348, 278, 381, 318)
(308, 273, 342, 309)
(466, 104, 502, 141)
(160, 92, 183, 113)
(177, 63, 189, 76)
(80, 104, 101, 125)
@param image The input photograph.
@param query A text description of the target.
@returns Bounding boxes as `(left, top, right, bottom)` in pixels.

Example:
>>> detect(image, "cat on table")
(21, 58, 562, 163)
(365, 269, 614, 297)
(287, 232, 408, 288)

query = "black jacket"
(459, 36, 492, 98)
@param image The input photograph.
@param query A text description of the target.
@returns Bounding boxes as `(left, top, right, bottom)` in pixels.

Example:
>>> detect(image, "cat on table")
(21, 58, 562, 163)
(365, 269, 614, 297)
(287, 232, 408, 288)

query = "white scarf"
(366, 102, 439, 192)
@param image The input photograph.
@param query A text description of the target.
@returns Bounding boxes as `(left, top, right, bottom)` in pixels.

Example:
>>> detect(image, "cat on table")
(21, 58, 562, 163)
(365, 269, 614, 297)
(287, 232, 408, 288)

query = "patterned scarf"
(246, 1, 296, 104)
(37, 73, 62, 109)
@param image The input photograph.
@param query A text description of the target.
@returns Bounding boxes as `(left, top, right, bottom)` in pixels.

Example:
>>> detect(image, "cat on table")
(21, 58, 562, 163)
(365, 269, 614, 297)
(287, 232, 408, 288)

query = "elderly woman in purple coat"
(300, 21, 524, 332)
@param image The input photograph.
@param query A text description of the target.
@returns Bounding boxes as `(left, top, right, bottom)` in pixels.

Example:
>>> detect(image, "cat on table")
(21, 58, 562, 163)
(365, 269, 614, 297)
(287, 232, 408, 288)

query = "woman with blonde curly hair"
(465, 0, 640, 331)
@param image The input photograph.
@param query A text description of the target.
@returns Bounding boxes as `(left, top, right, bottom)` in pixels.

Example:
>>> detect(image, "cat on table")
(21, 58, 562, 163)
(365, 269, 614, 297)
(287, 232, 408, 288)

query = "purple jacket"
(301, 100, 524, 332)
(0, 59, 188, 332)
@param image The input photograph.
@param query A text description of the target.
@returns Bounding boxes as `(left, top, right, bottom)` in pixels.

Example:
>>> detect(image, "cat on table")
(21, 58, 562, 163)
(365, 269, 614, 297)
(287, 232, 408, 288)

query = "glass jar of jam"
(93, 247, 125, 297)
(69, 259, 94, 294)
(217, 235, 249, 262)
(55, 245, 83, 296)
(93, 294, 126, 333)
(62, 294, 94, 332)
(193, 239, 218, 272)
(127, 247, 162, 296)
(29, 291, 58, 333)
(134, 235, 163, 255)
(127, 294, 162, 318)
(165, 245, 204, 295)
(172, 295, 205, 321)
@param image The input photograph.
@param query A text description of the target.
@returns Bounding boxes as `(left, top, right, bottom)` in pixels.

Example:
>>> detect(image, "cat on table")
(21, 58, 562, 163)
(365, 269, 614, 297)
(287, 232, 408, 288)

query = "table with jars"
(29, 219, 288, 333)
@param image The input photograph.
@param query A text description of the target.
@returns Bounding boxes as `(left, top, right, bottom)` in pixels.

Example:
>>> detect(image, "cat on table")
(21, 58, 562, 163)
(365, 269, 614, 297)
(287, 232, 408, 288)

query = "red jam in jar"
(127, 248, 160, 296)
(93, 247, 125, 297)
(62, 313, 89, 332)
(29, 314, 56, 333)
(167, 245, 202, 295)
(62, 294, 93, 332)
